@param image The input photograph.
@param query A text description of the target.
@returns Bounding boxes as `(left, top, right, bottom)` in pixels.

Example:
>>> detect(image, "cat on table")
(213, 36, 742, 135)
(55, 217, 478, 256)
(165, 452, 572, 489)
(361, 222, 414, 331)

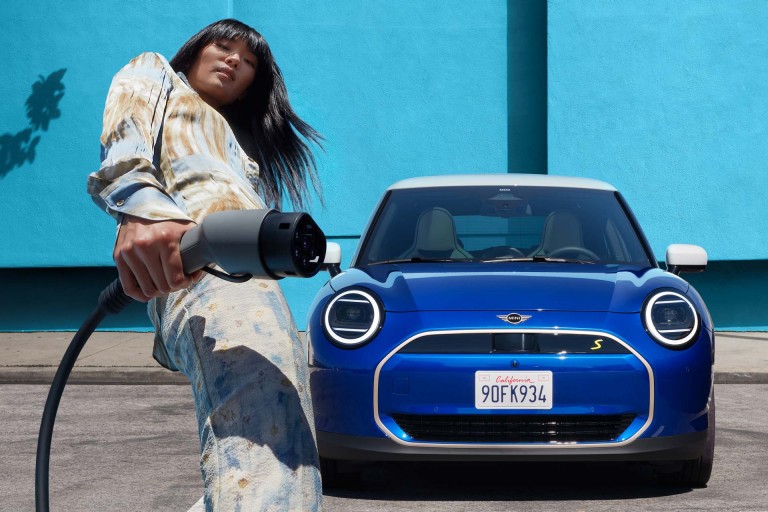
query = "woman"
(88, 19, 323, 511)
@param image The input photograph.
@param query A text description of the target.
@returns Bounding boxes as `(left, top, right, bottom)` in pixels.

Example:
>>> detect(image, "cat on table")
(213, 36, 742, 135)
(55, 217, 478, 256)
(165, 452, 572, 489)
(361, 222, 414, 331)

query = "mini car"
(307, 174, 714, 487)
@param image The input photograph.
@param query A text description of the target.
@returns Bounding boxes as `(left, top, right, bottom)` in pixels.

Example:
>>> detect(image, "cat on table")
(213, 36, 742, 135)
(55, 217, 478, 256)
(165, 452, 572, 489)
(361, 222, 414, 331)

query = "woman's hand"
(114, 215, 203, 302)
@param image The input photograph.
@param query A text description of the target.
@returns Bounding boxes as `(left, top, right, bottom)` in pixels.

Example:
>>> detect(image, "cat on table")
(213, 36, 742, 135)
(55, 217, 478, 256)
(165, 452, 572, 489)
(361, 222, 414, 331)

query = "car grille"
(396, 332, 630, 354)
(390, 413, 636, 443)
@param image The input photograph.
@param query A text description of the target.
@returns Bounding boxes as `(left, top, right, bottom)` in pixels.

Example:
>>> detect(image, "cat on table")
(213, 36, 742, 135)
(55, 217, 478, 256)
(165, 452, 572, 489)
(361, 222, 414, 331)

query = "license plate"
(475, 371, 553, 409)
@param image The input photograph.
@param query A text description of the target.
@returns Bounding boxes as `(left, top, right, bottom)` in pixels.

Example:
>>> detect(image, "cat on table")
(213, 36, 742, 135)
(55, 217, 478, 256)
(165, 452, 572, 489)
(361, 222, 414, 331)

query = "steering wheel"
(484, 246, 526, 259)
(547, 246, 600, 261)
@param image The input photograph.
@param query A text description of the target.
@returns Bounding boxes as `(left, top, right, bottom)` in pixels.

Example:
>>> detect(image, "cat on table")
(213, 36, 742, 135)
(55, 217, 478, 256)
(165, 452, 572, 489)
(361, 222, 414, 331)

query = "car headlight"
(643, 290, 700, 348)
(323, 289, 384, 348)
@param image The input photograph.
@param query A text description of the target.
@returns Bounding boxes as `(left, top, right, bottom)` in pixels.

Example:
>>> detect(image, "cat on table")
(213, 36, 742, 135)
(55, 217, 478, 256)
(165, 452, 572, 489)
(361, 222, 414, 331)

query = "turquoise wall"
(0, 0, 510, 330)
(0, 0, 508, 267)
(0, 0, 221, 267)
(1, 1, 765, 331)
(548, 0, 768, 262)
(547, 0, 768, 330)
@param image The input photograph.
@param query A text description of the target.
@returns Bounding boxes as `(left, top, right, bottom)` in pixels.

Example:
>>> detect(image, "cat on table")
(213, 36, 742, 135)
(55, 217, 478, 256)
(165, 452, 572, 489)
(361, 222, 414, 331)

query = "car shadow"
(325, 460, 693, 501)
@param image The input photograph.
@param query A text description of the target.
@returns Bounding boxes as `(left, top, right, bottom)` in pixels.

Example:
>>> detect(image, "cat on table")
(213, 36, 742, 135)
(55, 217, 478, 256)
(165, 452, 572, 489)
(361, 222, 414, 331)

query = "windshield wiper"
(482, 256, 595, 264)
(370, 257, 467, 265)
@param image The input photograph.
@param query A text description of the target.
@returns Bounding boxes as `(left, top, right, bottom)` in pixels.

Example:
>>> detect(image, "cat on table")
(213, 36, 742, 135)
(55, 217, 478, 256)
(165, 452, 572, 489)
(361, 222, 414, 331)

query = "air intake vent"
(391, 413, 636, 443)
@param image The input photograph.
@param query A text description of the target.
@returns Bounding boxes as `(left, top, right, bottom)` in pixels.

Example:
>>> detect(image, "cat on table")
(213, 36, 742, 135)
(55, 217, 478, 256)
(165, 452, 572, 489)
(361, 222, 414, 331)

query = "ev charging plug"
(36, 209, 326, 512)
(180, 209, 326, 279)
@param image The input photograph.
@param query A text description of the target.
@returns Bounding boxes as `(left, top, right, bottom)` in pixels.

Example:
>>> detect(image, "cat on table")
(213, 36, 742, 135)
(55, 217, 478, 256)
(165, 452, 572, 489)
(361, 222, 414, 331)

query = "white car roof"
(387, 174, 617, 192)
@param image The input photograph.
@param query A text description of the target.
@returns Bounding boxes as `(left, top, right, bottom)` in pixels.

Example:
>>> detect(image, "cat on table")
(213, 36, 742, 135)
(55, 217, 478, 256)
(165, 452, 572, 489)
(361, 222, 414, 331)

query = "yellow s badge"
(591, 338, 603, 351)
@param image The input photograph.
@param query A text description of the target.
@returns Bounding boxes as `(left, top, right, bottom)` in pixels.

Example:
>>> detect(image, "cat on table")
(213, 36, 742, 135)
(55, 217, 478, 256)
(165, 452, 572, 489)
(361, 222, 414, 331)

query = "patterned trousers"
(149, 274, 322, 511)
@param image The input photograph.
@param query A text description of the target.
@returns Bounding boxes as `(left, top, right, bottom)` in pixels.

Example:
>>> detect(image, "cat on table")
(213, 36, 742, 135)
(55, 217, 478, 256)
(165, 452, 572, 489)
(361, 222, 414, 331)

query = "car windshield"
(356, 185, 653, 267)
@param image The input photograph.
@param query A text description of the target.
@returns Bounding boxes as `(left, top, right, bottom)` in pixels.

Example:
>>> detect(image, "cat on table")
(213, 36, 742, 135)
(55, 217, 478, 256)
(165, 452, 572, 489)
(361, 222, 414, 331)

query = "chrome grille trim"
(373, 329, 654, 449)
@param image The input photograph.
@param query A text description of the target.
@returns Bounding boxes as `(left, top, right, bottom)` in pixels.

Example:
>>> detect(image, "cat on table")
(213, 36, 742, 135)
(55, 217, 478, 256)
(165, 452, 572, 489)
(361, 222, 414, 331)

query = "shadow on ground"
(326, 460, 691, 501)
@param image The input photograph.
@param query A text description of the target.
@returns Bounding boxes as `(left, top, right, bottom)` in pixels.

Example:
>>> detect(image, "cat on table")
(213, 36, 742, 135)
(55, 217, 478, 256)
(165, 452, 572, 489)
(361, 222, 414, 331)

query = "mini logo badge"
(497, 313, 531, 325)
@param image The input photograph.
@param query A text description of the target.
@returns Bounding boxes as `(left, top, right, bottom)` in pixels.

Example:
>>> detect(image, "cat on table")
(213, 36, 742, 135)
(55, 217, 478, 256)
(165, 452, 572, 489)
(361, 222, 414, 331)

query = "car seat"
(400, 207, 473, 260)
(535, 210, 584, 256)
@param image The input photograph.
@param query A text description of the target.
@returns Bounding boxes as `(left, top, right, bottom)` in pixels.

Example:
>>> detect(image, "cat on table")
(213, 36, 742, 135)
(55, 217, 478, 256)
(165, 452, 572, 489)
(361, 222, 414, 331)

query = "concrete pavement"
(0, 331, 766, 385)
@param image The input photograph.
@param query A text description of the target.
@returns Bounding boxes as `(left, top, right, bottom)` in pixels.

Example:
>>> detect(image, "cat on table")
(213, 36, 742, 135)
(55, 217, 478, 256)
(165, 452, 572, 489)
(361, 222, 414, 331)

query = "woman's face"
(187, 38, 257, 108)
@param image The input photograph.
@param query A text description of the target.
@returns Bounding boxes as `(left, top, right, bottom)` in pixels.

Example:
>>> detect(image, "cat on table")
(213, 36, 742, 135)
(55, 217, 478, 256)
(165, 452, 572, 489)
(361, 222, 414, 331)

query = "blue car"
(307, 174, 714, 487)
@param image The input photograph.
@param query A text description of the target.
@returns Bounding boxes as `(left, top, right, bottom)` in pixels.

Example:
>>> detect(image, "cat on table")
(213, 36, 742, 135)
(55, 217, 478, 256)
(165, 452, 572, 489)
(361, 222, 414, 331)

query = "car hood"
(329, 262, 688, 313)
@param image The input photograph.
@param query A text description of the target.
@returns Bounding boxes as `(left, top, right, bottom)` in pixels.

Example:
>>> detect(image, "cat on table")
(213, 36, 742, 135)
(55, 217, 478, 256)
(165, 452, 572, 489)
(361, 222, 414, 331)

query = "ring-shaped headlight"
(323, 289, 383, 348)
(643, 290, 700, 348)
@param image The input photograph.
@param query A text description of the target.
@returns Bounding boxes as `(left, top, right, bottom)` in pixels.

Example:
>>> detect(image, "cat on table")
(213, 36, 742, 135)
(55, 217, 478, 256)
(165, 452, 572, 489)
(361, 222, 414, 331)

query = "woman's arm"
(88, 53, 200, 300)
(88, 52, 191, 223)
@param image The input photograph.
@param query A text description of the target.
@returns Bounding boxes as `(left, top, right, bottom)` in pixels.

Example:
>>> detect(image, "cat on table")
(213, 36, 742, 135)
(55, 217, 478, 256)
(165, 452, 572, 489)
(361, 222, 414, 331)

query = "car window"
(454, 215, 545, 254)
(357, 186, 653, 267)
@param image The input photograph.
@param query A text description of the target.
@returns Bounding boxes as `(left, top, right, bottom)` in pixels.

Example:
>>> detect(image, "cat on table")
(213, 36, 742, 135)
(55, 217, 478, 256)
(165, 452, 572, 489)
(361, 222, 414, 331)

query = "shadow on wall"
(685, 260, 768, 331)
(507, 0, 547, 174)
(0, 69, 66, 178)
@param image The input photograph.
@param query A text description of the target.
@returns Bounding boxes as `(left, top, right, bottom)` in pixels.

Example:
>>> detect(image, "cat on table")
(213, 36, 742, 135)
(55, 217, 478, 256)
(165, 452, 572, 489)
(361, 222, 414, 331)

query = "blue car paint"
(325, 263, 699, 314)
(308, 262, 713, 441)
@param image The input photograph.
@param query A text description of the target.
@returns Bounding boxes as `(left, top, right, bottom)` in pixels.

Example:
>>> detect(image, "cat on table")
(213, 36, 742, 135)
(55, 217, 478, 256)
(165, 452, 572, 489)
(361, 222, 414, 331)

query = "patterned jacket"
(87, 52, 264, 226)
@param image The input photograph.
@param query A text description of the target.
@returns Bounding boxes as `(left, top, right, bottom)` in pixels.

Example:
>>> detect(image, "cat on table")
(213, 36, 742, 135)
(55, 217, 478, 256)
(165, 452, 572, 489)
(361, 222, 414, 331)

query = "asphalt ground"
(2, 384, 767, 511)
(2, 332, 766, 511)
(0, 331, 766, 385)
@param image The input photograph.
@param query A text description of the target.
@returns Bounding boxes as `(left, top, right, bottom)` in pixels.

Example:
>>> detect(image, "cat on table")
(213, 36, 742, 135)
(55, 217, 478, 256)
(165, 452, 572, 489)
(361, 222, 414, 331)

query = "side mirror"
(322, 242, 342, 277)
(666, 244, 707, 275)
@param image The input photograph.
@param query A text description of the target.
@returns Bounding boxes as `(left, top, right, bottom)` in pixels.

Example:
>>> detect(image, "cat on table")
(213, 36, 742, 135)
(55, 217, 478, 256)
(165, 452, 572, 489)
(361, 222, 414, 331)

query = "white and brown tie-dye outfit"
(88, 53, 322, 512)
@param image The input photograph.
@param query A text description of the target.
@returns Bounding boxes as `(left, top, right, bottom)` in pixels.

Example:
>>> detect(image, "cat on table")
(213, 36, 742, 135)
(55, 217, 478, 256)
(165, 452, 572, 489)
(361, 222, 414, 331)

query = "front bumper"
(310, 314, 714, 443)
(318, 429, 708, 462)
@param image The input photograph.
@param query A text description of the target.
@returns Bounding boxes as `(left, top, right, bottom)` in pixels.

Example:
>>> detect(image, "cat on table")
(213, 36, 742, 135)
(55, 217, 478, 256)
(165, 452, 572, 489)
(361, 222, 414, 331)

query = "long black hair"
(170, 19, 322, 209)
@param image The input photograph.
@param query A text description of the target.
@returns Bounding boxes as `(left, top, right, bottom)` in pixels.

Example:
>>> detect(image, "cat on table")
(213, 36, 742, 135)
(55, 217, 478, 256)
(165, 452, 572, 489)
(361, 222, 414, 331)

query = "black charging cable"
(34, 269, 250, 511)
(35, 279, 133, 512)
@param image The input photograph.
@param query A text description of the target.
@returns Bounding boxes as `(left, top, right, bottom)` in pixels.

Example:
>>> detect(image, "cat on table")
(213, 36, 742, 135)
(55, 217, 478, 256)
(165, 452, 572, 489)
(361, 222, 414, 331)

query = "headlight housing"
(643, 290, 700, 348)
(323, 288, 384, 348)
